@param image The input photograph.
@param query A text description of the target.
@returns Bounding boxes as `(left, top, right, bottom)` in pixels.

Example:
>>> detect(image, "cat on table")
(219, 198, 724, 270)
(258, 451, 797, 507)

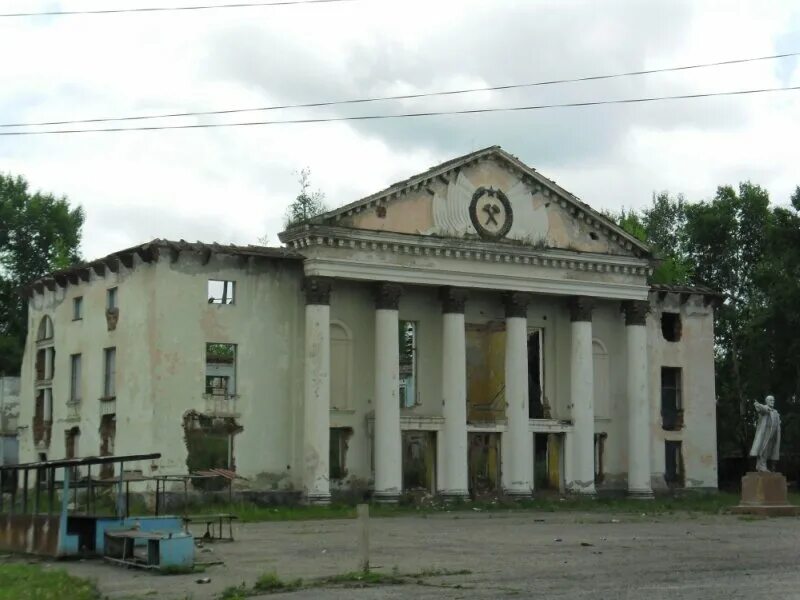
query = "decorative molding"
(303, 276, 332, 306)
(503, 291, 530, 319)
(569, 296, 595, 322)
(622, 300, 650, 326)
(374, 282, 402, 310)
(468, 186, 514, 240)
(440, 286, 468, 314)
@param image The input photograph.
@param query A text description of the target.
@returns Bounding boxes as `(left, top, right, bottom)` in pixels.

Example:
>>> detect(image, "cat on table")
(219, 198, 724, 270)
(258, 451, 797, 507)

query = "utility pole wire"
(0, 0, 358, 18)
(2, 85, 798, 136)
(2, 51, 798, 129)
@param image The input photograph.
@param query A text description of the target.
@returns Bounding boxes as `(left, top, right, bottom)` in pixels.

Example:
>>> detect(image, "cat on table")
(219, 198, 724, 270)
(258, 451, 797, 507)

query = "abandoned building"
(17, 146, 719, 502)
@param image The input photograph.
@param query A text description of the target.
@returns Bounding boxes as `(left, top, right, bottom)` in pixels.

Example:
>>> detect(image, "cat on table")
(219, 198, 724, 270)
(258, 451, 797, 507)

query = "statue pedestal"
(731, 472, 800, 516)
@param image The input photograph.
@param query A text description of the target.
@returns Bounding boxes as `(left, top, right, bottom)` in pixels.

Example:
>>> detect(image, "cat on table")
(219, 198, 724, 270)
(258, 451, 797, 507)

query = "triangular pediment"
(306, 147, 650, 258)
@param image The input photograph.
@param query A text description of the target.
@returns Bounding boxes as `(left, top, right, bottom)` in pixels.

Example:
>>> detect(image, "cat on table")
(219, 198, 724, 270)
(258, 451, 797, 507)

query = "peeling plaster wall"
(648, 294, 718, 490)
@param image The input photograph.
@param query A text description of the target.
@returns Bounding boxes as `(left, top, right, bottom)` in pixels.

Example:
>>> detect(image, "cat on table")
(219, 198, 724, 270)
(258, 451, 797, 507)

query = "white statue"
(750, 395, 781, 472)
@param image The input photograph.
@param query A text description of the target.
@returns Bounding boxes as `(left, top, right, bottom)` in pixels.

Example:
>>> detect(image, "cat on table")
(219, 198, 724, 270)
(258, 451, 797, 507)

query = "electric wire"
(0, 0, 358, 18)
(2, 51, 798, 129)
(2, 85, 797, 136)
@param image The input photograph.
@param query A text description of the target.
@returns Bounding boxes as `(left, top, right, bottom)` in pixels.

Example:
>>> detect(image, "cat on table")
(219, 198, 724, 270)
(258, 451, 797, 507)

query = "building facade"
(18, 147, 719, 501)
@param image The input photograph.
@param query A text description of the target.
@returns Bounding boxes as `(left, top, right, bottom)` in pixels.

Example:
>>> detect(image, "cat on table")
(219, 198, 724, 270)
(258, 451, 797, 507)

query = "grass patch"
(253, 573, 303, 592)
(321, 571, 406, 586)
(0, 564, 100, 600)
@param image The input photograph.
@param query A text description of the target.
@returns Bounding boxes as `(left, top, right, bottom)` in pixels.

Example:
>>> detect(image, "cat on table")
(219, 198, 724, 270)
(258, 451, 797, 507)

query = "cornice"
(284, 225, 653, 278)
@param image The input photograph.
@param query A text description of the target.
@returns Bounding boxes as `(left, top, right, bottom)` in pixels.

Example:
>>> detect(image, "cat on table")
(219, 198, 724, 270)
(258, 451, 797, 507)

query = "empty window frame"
(399, 321, 417, 408)
(106, 287, 118, 310)
(73, 296, 83, 320)
(205, 343, 237, 396)
(661, 367, 683, 430)
(208, 280, 236, 305)
(36, 316, 54, 341)
(661, 312, 682, 342)
(70, 354, 82, 403)
(103, 347, 116, 398)
(329, 427, 352, 480)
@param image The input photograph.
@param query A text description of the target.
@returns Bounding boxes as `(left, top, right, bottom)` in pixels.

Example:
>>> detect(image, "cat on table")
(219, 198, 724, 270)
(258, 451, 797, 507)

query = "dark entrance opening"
(402, 431, 436, 493)
(665, 440, 684, 487)
(468, 432, 501, 497)
(528, 330, 543, 418)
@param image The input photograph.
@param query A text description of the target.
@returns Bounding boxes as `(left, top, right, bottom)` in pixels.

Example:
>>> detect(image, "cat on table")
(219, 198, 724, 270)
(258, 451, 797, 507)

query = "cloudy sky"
(1, 0, 799, 259)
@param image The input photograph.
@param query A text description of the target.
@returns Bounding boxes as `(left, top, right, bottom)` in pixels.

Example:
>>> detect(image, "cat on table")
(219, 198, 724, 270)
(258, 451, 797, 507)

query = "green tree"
(0, 174, 84, 373)
(284, 168, 328, 228)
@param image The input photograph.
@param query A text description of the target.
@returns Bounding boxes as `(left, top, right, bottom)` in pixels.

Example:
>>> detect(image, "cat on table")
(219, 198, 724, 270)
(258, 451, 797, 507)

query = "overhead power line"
(0, 0, 357, 18)
(2, 85, 798, 137)
(3, 51, 797, 129)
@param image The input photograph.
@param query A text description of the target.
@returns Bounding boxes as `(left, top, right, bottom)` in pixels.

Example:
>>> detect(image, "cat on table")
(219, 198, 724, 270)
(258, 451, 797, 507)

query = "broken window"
(33, 389, 52, 446)
(402, 431, 436, 492)
(205, 343, 236, 396)
(661, 367, 683, 430)
(661, 312, 682, 342)
(207, 280, 236, 305)
(99, 415, 116, 479)
(36, 316, 53, 341)
(183, 411, 241, 490)
(399, 321, 417, 408)
(103, 347, 116, 398)
(594, 432, 607, 484)
(73, 297, 83, 320)
(65, 427, 80, 459)
(329, 427, 352, 480)
(35, 349, 47, 381)
(106, 287, 118, 310)
(664, 440, 684, 486)
(70, 354, 82, 403)
(528, 329, 543, 418)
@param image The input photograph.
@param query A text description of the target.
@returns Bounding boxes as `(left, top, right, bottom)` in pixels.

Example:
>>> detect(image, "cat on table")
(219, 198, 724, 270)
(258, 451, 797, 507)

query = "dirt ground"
(37, 511, 800, 599)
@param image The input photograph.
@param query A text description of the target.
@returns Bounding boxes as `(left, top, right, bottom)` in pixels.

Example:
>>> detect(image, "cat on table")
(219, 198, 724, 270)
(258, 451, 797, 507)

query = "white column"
(504, 292, 532, 497)
(569, 296, 596, 495)
(624, 301, 654, 498)
(439, 287, 469, 500)
(373, 283, 403, 503)
(302, 277, 331, 504)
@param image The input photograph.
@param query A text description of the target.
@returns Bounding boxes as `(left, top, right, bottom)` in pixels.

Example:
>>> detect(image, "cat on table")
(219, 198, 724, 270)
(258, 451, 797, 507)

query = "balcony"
(99, 396, 116, 416)
(203, 392, 239, 417)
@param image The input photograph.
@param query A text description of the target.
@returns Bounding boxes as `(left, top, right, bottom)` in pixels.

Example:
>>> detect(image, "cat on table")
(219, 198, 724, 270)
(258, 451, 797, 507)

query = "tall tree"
(284, 168, 328, 228)
(0, 174, 84, 373)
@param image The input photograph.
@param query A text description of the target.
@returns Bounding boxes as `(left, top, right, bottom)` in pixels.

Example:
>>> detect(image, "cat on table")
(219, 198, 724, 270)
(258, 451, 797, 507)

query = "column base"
(439, 490, 469, 503)
(504, 488, 533, 499)
(373, 490, 401, 504)
(567, 481, 596, 496)
(627, 488, 654, 500)
(304, 492, 331, 506)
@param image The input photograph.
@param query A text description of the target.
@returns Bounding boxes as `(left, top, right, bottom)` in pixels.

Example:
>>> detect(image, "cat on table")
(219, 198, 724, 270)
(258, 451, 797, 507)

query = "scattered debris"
(554, 538, 562, 542)
(196, 577, 211, 584)
(580, 542, 594, 547)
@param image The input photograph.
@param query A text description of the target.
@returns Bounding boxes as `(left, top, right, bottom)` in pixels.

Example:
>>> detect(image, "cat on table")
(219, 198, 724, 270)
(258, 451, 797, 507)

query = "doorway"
(468, 432, 501, 497)
(528, 330, 544, 418)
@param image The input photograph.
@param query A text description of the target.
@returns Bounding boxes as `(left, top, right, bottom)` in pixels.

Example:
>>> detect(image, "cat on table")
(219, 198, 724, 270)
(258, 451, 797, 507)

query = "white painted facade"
(17, 147, 719, 500)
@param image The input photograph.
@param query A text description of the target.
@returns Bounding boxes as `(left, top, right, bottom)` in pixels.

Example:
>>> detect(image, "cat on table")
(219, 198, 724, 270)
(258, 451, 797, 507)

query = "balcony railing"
(99, 396, 116, 416)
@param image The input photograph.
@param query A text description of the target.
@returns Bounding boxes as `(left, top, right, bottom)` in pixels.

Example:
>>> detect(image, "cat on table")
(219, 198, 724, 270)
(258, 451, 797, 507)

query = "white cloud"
(1, 0, 798, 259)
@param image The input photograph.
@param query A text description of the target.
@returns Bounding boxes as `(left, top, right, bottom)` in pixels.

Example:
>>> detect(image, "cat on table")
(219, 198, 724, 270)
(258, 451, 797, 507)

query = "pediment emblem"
(469, 187, 513, 240)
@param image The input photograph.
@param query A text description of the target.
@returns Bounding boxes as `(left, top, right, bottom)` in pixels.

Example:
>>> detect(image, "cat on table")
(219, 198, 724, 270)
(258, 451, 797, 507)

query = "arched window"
(330, 322, 353, 410)
(36, 316, 54, 342)
(592, 339, 610, 419)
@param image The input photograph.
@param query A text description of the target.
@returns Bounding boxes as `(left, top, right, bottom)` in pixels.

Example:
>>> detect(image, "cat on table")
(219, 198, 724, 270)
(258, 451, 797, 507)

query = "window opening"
(528, 329, 543, 418)
(399, 321, 417, 408)
(402, 430, 436, 492)
(594, 432, 608, 484)
(208, 280, 236, 305)
(664, 440, 684, 486)
(70, 354, 82, 402)
(103, 347, 116, 398)
(205, 343, 237, 396)
(106, 287, 118, 310)
(73, 297, 83, 320)
(36, 316, 53, 341)
(661, 367, 683, 430)
(661, 312, 682, 342)
(329, 427, 352, 480)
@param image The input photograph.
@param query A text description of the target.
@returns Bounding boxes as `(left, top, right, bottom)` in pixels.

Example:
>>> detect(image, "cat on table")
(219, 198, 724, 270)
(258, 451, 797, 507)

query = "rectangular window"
(73, 296, 83, 320)
(329, 427, 352, 480)
(70, 354, 82, 402)
(106, 287, 118, 310)
(208, 280, 236, 305)
(205, 343, 236, 396)
(664, 440, 683, 486)
(399, 321, 417, 408)
(661, 367, 683, 430)
(103, 347, 116, 398)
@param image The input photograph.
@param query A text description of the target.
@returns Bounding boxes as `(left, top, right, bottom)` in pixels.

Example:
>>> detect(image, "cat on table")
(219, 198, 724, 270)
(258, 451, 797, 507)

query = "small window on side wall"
(205, 343, 237, 396)
(106, 287, 118, 310)
(661, 312, 681, 342)
(73, 297, 83, 320)
(399, 321, 417, 408)
(208, 280, 235, 305)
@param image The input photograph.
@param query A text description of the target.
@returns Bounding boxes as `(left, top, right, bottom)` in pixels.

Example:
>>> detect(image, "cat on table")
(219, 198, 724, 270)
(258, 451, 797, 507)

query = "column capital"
(622, 300, 650, 326)
(374, 282, 402, 310)
(304, 276, 332, 306)
(568, 296, 595, 322)
(440, 287, 468, 314)
(503, 291, 530, 319)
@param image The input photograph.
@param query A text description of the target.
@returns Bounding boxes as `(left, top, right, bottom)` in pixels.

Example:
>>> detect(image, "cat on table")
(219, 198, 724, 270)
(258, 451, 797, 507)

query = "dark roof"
(650, 283, 722, 298)
(25, 238, 302, 296)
